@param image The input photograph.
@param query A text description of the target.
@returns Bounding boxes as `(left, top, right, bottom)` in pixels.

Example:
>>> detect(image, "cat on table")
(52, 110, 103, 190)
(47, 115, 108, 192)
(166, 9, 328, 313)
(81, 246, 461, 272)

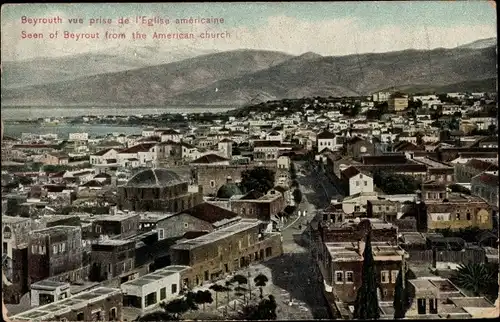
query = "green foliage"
(254, 273, 269, 299)
(290, 162, 297, 180)
(42, 164, 70, 173)
(448, 184, 471, 195)
(435, 227, 488, 243)
(240, 167, 275, 194)
(353, 232, 380, 320)
(373, 170, 420, 194)
(393, 266, 414, 319)
(292, 188, 303, 204)
(135, 311, 176, 321)
(452, 263, 498, 298)
(160, 298, 190, 319)
(238, 295, 277, 320)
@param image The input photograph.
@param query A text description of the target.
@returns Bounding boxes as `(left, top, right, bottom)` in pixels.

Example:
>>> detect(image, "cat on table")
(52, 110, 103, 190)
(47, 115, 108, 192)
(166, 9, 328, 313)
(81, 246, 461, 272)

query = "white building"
(68, 132, 89, 141)
(372, 92, 392, 102)
(90, 148, 119, 165)
(342, 166, 374, 196)
(316, 130, 336, 153)
(117, 143, 156, 167)
(218, 139, 233, 159)
(158, 129, 182, 143)
(121, 265, 189, 311)
(30, 280, 71, 307)
(277, 155, 291, 170)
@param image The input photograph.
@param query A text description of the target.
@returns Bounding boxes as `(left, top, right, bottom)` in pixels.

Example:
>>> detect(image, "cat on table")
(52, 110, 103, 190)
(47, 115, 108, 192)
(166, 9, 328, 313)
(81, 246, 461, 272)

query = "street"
(183, 161, 339, 320)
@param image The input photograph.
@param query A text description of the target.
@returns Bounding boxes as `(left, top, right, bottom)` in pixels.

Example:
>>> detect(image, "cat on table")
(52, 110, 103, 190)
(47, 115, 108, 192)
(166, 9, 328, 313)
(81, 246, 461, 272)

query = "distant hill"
(457, 37, 496, 50)
(1, 47, 219, 89)
(381, 78, 497, 95)
(1, 45, 497, 106)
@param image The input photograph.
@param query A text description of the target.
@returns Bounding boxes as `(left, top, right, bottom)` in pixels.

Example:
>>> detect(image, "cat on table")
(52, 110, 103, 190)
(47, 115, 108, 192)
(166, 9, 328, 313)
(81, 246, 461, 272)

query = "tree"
(230, 274, 250, 303)
(487, 124, 497, 135)
(452, 263, 497, 297)
(238, 295, 278, 320)
(291, 179, 299, 188)
(209, 284, 226, 308)
(184, 291, 199, 311)
(353, 231, 380, 320)
(290, 162, 297, 180)
(135, 311, 176, 322)
(42, 164, 70, 173)
(393, 265, 415, 319)
(240, 167, 275, 194)
(254, 273, 269, 299)
(292, 188, 303, 204)
(194, 290, 213, 311)
(161, 298, 190, 319)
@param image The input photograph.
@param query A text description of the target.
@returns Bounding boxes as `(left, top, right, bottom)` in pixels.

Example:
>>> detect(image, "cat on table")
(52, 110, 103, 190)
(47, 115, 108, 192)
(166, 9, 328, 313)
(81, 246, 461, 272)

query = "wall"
(426, 203, 493, 231)
(158, 213, 214, 240)
(57, 291, 123, 321)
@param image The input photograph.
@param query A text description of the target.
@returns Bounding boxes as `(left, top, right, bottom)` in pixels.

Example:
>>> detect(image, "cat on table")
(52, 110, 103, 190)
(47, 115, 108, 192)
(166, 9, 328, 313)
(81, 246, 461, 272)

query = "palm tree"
(209, 283, 226, 308)
(254, 273, 269, 299)
(453, 263, 496, 296)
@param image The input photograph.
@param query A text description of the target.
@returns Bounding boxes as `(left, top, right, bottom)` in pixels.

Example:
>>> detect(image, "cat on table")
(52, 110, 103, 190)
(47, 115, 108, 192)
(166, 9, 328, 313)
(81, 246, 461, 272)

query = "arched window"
(3, 226, 12, 239)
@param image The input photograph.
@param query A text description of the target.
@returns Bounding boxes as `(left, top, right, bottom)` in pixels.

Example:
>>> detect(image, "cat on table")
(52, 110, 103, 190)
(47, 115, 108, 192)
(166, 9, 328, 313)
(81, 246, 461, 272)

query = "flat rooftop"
(91, 213, 140, 222)
(2, 215, 30, 224)
(30, 225, 80, 235)
(324, 241, 406, 262)
(139, 212, 177, 222)
(31, 280, 70, 291)
(122, 265, 189, 288)
(413, 157, 451, 169)
(94, 239, 134, 246)
(322, 217, 396, 230)
(171, 218, 261, 250)
(12, 287, 121, 321)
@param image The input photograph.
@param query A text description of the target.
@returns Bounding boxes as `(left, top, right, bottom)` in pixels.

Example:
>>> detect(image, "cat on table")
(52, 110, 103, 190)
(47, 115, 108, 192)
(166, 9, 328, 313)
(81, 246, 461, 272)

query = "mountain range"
(1, 38, 497, 107)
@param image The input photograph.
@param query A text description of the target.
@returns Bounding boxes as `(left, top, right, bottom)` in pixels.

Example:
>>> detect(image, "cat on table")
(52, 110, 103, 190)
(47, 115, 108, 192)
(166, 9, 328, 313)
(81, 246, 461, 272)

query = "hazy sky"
(1, 2, 497, 60)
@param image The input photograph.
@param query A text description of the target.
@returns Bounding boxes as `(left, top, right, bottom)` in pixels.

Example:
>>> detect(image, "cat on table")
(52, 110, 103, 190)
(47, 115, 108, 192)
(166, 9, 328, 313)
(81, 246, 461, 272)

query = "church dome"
(217, 183, 242, 199)
(125, 169, 183, 187)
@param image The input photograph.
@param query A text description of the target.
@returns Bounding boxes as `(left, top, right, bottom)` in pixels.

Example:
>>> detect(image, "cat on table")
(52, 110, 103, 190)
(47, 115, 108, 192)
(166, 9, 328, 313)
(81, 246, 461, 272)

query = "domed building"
(216, 177, 242, 199)
(117, 168, 202, 212)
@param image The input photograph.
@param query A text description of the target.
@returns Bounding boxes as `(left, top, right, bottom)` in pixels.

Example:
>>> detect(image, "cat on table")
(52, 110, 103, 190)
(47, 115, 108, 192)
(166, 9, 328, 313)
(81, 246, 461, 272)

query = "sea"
(1, 106, 238, 138)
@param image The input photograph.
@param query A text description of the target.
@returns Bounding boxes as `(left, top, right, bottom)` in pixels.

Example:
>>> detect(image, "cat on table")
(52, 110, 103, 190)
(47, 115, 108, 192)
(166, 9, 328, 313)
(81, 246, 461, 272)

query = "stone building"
(230, 189, 285, 228)
(169, 218, 283, 288)
(90, 239, 136, 282)
(192, 163, 278, 196)
(420, 181, 494, 231)
(2, 216, 30, 303)
(90, 213, 140, 239)
(318, 240, 408, 304)
(11, 287, 122, 322)
(117, 168, 202, 212)
(28, 226, 83, 286)
(318, 217, 398, 244)
(343, 136, 375, 161)
(366, 199, 402, 222)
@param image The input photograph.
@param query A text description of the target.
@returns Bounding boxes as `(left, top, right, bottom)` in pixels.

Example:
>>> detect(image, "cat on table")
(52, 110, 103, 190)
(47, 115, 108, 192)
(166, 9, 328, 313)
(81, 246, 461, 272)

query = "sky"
(1, 2, 497, 61)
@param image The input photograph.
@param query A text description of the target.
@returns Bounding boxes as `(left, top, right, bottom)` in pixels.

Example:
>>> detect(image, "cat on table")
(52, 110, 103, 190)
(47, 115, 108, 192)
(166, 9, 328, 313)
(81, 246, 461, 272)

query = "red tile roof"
(465, 159, 498, 172)
(191, 154, 229, 164)
(119, 143, 156, 154)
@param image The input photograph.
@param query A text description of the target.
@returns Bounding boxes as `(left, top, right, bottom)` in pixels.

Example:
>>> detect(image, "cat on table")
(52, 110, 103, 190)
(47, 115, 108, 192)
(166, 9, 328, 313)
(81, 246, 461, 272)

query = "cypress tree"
(393, 267, 405, 319)
(353, 231, 380, 320)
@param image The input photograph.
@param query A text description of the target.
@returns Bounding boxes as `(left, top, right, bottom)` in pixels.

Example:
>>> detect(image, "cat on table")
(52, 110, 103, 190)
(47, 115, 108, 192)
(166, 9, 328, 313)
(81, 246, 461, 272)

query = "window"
(39, 245, 46, 254)
(160, 287, 166, 300)
(381, 271, 390, 284)
(158, 228, 165, 240)
(210, 180, 215, 188)
(171, 284, 178, 294)
(466, 212, 471, 220)
(145, 292, 157, 307)
(346, 271, 354, 283)
(455, 213, 460, 220)
(356, 181, 360, 186)
(364, 181, 368, 186)
(184, 223, 189, 228)
(391, 270, 399, 283)
(2, 242, 7, 255)
(417, 298, 427, 314)
(77, 312, 85, 321)
(53, 245, 58, 254)
(31, 245, 37, 254)
(96, 225, 102, 233)
(335, 271, 344, 284)
(110, 308, 117, 321)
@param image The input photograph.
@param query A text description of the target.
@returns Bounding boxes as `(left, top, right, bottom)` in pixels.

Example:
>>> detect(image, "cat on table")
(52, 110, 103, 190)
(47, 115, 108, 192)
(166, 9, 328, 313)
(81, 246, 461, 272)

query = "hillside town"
(2, 91, 499, 321)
